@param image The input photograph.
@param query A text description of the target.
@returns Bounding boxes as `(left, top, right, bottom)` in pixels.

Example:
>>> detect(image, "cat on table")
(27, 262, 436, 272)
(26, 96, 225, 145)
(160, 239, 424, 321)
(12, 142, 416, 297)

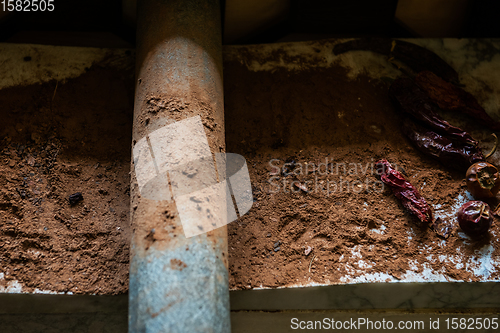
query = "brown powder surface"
(2, 41, 499, 295)
(224, 50, 500, 289)
(0, 65, 133, 294)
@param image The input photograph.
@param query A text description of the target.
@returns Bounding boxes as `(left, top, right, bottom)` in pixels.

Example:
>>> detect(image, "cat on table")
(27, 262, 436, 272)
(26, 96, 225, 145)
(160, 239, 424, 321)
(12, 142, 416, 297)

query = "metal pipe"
(129, 0, 229, 332)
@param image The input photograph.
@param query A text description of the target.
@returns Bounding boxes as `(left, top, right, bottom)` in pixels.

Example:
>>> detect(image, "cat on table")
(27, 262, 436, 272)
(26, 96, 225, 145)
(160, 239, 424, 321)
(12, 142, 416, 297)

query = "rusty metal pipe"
(129, 0, 229, 332)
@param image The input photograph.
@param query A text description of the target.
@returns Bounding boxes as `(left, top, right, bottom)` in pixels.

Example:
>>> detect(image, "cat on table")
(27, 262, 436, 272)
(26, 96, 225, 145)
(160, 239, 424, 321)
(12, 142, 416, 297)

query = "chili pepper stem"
(388, 59, 414, 79)
(484, 133, 498, 159)
(494, 203, 500, 216)
(308, 255, 316, 273)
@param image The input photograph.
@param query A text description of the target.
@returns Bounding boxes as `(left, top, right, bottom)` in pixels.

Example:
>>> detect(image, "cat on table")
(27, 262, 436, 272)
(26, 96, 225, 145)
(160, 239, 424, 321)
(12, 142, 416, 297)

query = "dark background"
(0, 0, 499, 47)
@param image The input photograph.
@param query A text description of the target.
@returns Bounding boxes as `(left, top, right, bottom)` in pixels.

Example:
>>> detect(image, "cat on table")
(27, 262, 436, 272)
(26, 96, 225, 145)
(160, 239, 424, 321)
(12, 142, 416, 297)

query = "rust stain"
(170, 258, 187, 271)
(150, 301, 175, 318)
(143, 229, 156, 251)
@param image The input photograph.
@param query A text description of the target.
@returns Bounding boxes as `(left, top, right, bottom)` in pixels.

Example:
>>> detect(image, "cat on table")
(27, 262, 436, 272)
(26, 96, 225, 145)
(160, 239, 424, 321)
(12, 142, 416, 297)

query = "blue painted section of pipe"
(129, 235, 229, 332)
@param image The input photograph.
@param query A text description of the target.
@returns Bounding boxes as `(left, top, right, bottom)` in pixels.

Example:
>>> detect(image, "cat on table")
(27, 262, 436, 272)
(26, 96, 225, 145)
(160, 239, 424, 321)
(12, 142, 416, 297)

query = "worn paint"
(129, 0, 230, 332)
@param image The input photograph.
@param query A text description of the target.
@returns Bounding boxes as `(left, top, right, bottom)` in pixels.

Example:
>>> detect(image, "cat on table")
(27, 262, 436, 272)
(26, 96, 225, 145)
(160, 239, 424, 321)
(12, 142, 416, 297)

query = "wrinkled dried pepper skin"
(415, 71, 500, 131)
(389, 78, 478, 145)
(432, 217, 453, 239)
(402, 120, 484, 170)
(376, 159, 433, 225)
(333, 38, 459, 83)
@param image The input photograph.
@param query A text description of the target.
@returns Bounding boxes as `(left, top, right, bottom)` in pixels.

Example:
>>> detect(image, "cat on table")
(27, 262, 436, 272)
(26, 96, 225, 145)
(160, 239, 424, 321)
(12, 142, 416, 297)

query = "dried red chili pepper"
(390, 78, 478, 145)
(333, 38, 459, 83)
(376, 159, 433, 225)
(457, 201, 493, 236)
(402, 120, 484, 170)
(415, 71, 500, 131)
(466, 162, 500, 199)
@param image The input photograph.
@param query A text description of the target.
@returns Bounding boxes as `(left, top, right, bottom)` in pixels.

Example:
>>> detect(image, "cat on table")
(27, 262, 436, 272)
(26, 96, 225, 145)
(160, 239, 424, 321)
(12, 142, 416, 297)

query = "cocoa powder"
(224, 57, 500, 289)
(0, 67, 133, 294)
